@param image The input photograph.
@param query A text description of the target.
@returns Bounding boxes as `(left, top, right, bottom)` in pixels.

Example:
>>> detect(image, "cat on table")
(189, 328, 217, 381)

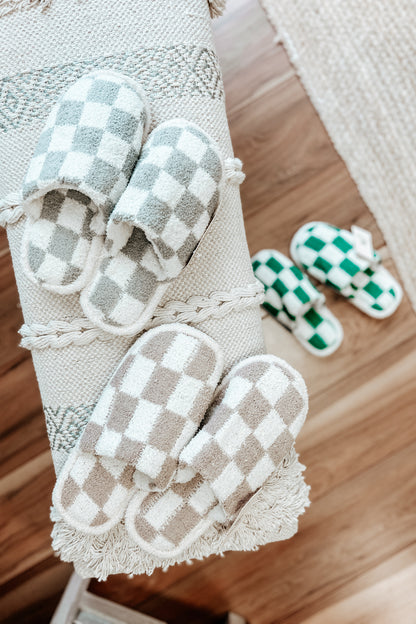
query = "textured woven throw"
(261, 0, 416, 313)
(1, 0, 310, 578)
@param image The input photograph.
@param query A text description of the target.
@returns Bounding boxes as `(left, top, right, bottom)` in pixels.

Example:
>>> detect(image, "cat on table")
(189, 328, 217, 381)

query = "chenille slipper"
(125, 354, 308, 557)
(80, 118, 224, 335)
(52, 323, 223, 534)
(252, 250, 343, 357)
(20, 70, 150, 294)
(290, 222, 402, 318)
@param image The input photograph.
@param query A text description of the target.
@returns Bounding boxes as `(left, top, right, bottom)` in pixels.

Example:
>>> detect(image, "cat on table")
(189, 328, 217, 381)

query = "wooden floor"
(1, 1, 416, 622)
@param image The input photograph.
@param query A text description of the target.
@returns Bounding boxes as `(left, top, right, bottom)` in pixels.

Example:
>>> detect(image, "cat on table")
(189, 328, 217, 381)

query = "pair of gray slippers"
(21, 69, 224, 335)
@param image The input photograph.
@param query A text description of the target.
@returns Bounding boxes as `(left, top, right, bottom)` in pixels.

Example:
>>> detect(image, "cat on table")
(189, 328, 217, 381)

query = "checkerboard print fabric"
(252, 249, 342, 355)
(22, 70, 149, 214)
(80, 324, 223, 490)
(53, 323, 224, 534)
(291, 222, 402, 316)
(20, 70, 149, 293)
(180, 355, 308, 516)
(110, 118, 223, 278)
(252, 249, 325, 323)
(23, 188, 99, 290)
(125, 355, 308, 557)
(125, 468, 225, 557)
(81, 119, 224, 335)
(53, 451, 136, 534)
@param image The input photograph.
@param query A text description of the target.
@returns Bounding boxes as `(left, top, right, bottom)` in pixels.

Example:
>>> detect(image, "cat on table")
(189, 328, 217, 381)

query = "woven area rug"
(260, 0, 416, 313)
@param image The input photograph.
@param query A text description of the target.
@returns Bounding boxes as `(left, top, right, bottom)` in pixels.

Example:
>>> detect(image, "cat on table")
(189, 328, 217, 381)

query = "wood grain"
(1, 0, 415, 622)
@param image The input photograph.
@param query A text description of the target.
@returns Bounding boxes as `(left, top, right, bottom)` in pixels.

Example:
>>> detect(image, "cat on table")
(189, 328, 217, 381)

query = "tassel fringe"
(0, 0, 50, 18)
(0, 1, 225, 20)
(51, 449, 310, 580)
(209, 0, 227, 18)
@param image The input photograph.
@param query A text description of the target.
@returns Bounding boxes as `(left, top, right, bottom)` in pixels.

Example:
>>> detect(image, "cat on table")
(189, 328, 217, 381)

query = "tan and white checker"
(52, 451, 135, 534)
(53, 323, 224, 534)
(125, 354, 308, 557)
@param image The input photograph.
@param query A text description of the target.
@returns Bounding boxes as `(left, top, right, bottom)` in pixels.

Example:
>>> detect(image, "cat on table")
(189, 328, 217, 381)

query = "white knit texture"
(1, 0, 309, 577)
(261, 0, 416, 312)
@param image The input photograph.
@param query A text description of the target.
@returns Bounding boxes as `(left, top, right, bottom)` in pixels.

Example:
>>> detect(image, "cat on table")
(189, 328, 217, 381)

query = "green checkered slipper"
(252, 250, 343, 357)
(290, 222, 402, 319)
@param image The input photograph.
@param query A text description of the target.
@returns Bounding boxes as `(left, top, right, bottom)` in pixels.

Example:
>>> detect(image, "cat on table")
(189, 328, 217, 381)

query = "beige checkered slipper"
(125, 354, 308, 557)
(80, 119, 224, 336)
(52, 323, 224, 534)
(20, 70, 150, 295)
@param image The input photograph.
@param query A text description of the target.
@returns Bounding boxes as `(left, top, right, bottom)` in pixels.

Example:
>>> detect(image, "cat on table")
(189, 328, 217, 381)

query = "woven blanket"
(1, 0, 309, 578)
(261, 0, 416, 313)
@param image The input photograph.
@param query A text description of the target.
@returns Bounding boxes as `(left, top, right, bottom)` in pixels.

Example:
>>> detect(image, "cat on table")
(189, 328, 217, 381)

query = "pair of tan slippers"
(53, 323, 308, 557)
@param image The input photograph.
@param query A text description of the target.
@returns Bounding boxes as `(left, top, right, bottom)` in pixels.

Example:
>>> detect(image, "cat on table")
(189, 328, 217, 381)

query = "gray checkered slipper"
(20, 70, 150, 294)
(252, 250, 343, 357)
(80, 119, 224, 335)
(52, 323, 223, 534)
(125, 354, 308, 557)
(290, 222, 403, 318)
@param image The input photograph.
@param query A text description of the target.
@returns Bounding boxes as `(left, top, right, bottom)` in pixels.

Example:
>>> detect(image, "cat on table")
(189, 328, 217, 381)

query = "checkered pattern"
(21, 70, 148, 292)
(80, 324, 223, 491)
(126, 468, 225, 556)
(252, 249, 340, 353)
(53, 450, 135, 534)
(125, 355, 308, 556)
(81, 120, 223, 334)
(24, 188, 98, 288)
(292, 222, 400, 315)
(180, 355, 308, 516)
(53, 324, 223, 534)
(22, 70, 148, 214)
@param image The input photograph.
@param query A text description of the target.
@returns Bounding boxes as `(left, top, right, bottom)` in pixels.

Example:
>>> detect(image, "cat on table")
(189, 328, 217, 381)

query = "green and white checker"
(252, 249, 343, 357)
(290, 222, 402, 318)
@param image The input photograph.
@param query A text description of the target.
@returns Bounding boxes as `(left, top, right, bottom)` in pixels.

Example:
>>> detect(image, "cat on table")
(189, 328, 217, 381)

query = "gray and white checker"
(21, 69, 149, 293)
(125, 355, 308, 557)
(24, 188, 97, 289)
(81, 119, 223, 335)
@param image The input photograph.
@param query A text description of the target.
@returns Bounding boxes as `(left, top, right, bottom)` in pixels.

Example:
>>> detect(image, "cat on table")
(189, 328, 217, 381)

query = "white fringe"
(0, 0, 224, 20)
(0, 0, 50, 18)
(51, 449, 310, 580)
(209, 0, 227, 18)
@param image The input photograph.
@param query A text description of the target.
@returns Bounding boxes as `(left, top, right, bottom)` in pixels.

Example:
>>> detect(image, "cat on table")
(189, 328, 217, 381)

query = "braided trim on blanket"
(0, 0, 225, 20)
(0, 192, 24, 227)
(19, 281, 265, 350)
(0, 158, 244, 229)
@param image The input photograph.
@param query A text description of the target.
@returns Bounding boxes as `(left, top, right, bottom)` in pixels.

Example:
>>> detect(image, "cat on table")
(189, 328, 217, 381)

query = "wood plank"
(133, 442, 416, 624)
(1, 0, 415, 622)
(281, 545, 416, 623)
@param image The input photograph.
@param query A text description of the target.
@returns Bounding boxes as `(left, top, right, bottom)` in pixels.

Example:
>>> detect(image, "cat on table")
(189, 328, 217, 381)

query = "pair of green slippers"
(252, 222, 403, 357)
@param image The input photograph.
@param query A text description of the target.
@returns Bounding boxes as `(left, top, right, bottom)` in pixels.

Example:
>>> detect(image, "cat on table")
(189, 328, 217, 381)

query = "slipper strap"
(293, 223, 382, 297)
(107, 119, 223, 280)
(22, 70, 148, 219)
(78, 324, 223, 491)
(252, 250, 325, 325)
(179, 355, 308, 517)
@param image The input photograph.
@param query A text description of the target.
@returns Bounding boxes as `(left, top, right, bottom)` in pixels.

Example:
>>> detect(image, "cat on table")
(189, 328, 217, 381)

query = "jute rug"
(260, 0, 416, 313)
